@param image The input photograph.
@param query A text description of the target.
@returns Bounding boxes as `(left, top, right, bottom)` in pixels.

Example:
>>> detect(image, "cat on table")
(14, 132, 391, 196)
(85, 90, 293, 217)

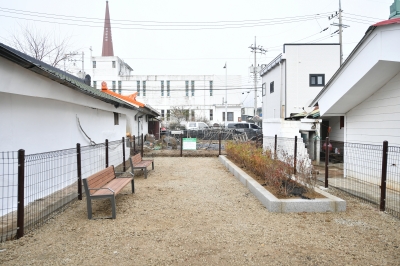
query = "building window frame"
(210, 80, 213, 96)
(309, 74, 325, 87)
(161, 80, 164, 96)
(143, 81, 146, 96)
(161, 110, 165, 119)
(167, 109, 170, 121)
(210, 109, 213, 121)
(112, 61, 116, 68)
(191, 81, 195, 96)
(167, 80, 170, 96)
(227, 112, 234, 121)
(185, 81, 189, 96)
(270, 81, 274, 94)
(93, 81, 97, 89)
(112, 81, 116, 92)
(93, 61, 96, 68)
(137, 80, 140, 96)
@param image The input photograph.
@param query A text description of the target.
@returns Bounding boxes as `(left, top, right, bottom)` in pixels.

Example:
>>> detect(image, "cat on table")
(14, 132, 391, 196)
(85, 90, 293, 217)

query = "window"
(210, 109, 213, 121)
(112, 61, 116, 68)
(114, 112, 119, 125)
(93, 81, 97, 89)
(118, 81, 122, 94)
(270, 81, 274, 93)
(167, 110, 170, 121)
(185, 81, 189, 96)
(137, 81, 140, 96)
(223, 112, 234, 122)
(191, 81, 195, 96)
(93, 61, 96, 68)
(210, 81, 213, 96)
(191, 110, 195, 121)
(161, 110, 165, 119)
(112, 81, 116, 92)
(227, 112, 234, 121)
(310, 74, 325, 86)
(161, 81, 164, 96)
(143, 81, 146, 96)
(167, 80, 170, 96)
(262, 83, 266, 96)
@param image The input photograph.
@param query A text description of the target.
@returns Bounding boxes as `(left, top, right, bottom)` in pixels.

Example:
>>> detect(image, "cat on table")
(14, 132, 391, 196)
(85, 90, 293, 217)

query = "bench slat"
(91, 177, 133, 196)
(86, 166, 115, 194)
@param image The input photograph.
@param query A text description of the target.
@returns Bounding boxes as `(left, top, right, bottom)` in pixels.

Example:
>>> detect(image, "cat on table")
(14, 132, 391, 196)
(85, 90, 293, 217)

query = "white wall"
(0, 56, 135, 154)
(285, 44, 340, 117)
(346, 71, 400, 145)
(262, 61, 284, 119)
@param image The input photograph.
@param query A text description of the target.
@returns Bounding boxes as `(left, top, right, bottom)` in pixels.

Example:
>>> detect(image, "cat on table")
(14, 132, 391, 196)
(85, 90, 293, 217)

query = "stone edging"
(219, 155, 346, 213)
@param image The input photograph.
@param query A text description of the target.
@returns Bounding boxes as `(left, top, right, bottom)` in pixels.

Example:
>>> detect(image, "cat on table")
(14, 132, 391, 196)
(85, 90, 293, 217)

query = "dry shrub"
(226, 141, 316, 197)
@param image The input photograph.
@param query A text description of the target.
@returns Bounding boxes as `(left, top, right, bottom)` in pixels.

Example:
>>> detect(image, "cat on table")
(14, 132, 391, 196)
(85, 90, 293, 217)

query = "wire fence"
(263, 135, 400, 219)
(140, 129, 262, 157)
(0, 137, 129, 242)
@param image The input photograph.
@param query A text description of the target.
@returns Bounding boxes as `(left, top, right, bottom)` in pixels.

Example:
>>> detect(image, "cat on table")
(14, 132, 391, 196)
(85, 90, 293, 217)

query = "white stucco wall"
(285, 44, 340, 117)
(0, 56, 137, 154)
(261, 61, 284, 119)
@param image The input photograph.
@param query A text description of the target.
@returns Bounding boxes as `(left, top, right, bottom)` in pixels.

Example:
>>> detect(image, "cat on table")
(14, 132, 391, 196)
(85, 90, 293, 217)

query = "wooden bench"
(129, 153, 154, 179)
(82, 166, 134, 219)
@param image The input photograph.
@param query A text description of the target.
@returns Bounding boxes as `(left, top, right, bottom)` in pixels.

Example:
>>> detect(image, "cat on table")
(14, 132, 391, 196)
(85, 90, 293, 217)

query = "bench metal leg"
(144, 168, 148, 179)
(131, 179, 135, 193)
(111, 196, 116, 219)
(86, 197, 93, 219)
(152, 161, 154, 170)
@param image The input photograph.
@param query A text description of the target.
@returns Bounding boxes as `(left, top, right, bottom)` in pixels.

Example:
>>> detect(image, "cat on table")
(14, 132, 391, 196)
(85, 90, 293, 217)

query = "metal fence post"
(17, 149, 25, 239)
(141, 134, 144, 157)
(325, 137, 329, 188)
(76, 143, 82, 200)
(133, 135, 136, 155)
(122, 137, 126, 172)
(180, 134, 183, 157)
(380, 140, 388, 211)
(274, 134, 277, 159)
(219, 132, 222, 156)
(105, 139, 109, 168)
(294, 136, 297, 175)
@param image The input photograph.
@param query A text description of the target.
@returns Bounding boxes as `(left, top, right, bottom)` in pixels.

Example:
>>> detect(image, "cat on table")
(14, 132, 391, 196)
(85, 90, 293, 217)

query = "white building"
(88, 59, 243, 127)
(87, 2, 243, 128)
(0, 43, 158, 154)
(260, 43, 340, 162)
(309, 12, 400, 190)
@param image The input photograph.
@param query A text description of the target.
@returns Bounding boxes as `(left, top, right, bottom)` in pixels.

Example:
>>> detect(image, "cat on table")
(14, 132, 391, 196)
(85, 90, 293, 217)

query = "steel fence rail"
(0, 138, 127, 242)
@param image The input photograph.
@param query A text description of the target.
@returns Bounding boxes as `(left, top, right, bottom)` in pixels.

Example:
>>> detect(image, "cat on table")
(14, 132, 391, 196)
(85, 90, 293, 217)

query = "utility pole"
(248, 36, 267, 116)
(329, 0, 349, 65)
(223, 63, 227, 127)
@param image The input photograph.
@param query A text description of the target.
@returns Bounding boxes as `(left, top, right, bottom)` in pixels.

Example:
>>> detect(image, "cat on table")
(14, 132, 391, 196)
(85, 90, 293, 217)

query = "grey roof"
(0, 42, 158, 117)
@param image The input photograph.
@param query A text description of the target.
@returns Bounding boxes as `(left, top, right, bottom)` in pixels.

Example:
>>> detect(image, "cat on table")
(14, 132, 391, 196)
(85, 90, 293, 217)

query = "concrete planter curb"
(219, 155, 346, 213)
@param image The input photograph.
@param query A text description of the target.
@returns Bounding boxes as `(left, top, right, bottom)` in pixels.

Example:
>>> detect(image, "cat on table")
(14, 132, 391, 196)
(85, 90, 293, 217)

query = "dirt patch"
(0, 157, 399, 265)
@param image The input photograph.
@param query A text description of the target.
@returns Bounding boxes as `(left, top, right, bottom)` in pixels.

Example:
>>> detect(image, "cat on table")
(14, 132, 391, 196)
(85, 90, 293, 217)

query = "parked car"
(226, 122, 262, 133)
(185, 122, 209, 130)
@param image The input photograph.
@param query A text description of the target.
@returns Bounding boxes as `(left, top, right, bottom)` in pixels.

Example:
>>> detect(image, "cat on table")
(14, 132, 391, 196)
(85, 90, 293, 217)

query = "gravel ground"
(0, 157, 399, 266)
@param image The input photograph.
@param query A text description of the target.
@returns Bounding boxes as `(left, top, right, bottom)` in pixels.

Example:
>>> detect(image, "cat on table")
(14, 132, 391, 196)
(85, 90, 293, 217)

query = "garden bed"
(219, 155, 346, 213)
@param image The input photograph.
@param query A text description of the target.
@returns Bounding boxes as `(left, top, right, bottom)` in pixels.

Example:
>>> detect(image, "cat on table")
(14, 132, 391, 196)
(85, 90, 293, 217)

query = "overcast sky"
(0, 0, 394, 106)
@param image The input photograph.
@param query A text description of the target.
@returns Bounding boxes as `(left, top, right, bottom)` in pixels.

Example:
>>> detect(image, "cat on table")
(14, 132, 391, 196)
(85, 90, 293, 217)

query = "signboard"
(182, 138, 197, 150)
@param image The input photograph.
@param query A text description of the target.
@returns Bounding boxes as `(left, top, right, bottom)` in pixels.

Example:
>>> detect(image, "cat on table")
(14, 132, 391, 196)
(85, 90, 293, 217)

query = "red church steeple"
(102, 1, 114, 56)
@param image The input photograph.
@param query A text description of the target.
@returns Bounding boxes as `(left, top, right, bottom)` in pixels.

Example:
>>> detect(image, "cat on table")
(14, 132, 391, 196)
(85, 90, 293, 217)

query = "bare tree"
(8, 24, 71, 68)
(170, 106, 189, 125)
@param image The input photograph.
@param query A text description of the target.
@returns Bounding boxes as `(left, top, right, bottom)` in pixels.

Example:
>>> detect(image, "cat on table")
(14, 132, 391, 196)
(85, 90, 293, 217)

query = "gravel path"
(0, 157, 399, 265)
